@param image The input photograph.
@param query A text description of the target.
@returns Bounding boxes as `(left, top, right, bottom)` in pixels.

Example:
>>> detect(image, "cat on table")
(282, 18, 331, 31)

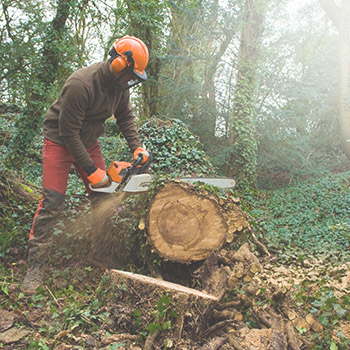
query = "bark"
(8, 0, 72, 165)
(166, 1, 202, 119)
(192, 0, 235, 146)
(226, 0, 268, 186)
(319, 0, 350, 159)
(125, 0, 162, 119)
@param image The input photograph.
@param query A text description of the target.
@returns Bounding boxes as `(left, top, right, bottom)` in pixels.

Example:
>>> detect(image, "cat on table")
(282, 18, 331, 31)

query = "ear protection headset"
(109, 47, 133, 73)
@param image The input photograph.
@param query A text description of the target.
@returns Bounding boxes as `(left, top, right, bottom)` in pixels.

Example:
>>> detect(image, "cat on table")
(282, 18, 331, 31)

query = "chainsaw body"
(90, 152, 236, 193)
(89, 154, 153, 194)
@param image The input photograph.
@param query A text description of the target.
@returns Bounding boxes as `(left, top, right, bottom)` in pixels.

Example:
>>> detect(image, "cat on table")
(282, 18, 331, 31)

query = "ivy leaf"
(330, 341, 338, 350)
(110, 343, 124, 350)
(146, 322, 162, 335)
(319, 314, 328, 326)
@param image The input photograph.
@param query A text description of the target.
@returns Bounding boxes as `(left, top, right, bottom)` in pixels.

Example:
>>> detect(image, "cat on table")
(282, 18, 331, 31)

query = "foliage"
(1, 0, 345, 179)
(247, 171, 350, 263)
(133, 293, 177, 340)
(118, 117, 216, 177)
(256, 1, 344, 186)
(294, 283, 350, 349)
(0, 165, 39, 256)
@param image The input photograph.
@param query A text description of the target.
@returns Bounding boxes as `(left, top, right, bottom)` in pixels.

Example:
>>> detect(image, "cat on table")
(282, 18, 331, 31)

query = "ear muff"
(111, 56, 128, 73)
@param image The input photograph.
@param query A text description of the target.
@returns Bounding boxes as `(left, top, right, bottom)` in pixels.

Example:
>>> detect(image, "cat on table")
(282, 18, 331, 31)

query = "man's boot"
(23, 188, 65, 295)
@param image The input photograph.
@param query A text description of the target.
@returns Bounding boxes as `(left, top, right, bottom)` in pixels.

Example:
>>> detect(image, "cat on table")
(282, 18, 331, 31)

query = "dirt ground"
(1, 242, 350, 350)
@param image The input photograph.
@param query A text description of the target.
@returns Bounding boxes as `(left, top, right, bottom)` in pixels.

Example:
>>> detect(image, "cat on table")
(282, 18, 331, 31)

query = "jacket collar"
(99, 61, 117, 92)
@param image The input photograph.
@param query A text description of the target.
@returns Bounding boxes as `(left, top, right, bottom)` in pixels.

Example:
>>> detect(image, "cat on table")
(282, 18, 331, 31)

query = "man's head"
(109, 36, 149, 90)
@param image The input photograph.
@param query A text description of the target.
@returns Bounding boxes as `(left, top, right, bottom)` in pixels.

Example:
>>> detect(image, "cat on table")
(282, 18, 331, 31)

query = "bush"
(117, 117, 216, 177)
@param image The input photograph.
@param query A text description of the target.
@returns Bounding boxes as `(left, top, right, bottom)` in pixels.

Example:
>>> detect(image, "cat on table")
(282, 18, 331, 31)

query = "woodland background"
(1, 0, 350, 349)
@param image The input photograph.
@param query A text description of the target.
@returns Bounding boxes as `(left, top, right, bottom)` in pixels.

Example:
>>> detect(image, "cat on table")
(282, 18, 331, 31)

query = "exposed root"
(201, 336, 228, 350)
(144, 330, 160, 350)
(202, 319, 237, 338)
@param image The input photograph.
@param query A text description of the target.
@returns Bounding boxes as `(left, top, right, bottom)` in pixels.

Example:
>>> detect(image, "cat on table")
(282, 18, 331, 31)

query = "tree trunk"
(87, 181, 249, 269)
(125, 0, 164, 119)
(226, 0, 268, 188)
(319, 0, 350, 159)
(7, 0, 72, 166)
(146, 182, 249, 263)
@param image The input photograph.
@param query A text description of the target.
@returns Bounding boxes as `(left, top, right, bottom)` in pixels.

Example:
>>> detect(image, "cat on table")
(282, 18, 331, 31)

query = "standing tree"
(7, 0, 73, 166)
(318, 0, 350, 160)
(226, 0, 268, 189)
(158, 0, 239, 149)
(192, 0, 236, 148)
(123, 0, 167, 119)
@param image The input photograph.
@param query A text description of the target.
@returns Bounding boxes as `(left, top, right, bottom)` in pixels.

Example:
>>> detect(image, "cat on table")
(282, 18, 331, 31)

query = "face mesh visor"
(114, 67, 147, 90)
(110, 48, 147, 90)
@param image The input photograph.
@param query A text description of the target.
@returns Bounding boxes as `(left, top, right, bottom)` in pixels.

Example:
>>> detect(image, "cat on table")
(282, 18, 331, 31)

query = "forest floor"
(1, 171, 350, 349)
(1, 236, 350, 349)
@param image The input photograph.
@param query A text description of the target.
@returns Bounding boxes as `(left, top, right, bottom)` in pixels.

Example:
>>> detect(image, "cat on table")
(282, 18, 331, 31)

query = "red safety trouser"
(29, 138, 106, 239)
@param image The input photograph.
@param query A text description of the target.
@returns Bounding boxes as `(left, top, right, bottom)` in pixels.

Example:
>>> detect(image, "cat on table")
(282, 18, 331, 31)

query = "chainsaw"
(89, 152, 235, 193)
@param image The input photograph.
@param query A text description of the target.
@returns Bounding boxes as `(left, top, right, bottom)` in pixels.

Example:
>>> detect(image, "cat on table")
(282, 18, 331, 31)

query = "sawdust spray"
(88, 192, 127, 267)
(53, 192, 130, 269)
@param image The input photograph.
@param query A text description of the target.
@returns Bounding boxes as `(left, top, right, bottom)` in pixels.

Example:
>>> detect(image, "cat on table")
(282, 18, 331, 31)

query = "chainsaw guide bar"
(90, 152, 236, 193)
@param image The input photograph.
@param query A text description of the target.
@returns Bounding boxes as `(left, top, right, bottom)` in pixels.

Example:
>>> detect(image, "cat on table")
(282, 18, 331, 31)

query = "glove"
(87, 168, 110, 188)
(133, 146, 149, 164)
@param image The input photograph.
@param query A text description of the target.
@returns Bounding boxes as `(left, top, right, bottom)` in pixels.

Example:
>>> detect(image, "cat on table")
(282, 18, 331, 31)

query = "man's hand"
(133, 146, 150, 164)
(87, 168, 110, 188)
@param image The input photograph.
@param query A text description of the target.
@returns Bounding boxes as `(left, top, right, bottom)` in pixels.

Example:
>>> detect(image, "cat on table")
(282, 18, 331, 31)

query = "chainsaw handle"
(118, 151, 153, 188)
(132, 151, 153, 173)
(133, 154, 144, 168)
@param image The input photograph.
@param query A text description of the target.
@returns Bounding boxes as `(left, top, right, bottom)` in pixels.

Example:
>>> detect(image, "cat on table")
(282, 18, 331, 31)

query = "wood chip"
(0, 310, 15, 332)
(305, 314, 315, 326)
(0, 327, 30, 344)
(288, 311, 297, 321)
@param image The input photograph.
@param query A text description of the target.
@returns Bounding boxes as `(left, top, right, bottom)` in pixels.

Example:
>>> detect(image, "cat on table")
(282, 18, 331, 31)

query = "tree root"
(286, 321, 302, 350)
(203, 319, 237, 338)
(144, 330, 160, 350)
(201, 336, 228, 350)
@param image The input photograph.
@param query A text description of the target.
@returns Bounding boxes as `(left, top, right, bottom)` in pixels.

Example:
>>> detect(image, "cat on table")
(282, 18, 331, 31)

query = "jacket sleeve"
(58, 78, 96, 174)
(114, 90, 142, 153)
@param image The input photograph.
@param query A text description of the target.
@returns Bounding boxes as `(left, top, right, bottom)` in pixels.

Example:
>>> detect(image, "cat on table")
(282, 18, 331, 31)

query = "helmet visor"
(113, 52, 147, 90)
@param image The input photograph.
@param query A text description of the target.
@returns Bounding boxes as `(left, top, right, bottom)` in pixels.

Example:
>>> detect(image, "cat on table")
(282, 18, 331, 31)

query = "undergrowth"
(1, 114, 350, 348)
(248, 171, 350, 263)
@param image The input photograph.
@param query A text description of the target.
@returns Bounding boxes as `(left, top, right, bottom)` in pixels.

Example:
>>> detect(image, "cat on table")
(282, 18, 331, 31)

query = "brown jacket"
(43, 61, 141, 173)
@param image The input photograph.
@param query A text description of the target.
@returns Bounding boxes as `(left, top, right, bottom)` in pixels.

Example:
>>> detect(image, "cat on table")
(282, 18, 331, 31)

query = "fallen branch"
(203, 319, 236, 338)
(45, 285, 62, 308)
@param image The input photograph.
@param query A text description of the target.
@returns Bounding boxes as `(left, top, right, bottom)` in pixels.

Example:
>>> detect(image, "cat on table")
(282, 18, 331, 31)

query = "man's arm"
(58, 79, 96, 174)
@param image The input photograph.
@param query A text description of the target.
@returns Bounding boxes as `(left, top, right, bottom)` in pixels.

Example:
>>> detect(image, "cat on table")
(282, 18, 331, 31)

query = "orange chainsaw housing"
(107, 161, 132, 183)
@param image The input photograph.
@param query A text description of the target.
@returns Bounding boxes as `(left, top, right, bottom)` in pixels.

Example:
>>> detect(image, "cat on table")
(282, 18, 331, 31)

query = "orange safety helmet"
(109, 36, 149, 90)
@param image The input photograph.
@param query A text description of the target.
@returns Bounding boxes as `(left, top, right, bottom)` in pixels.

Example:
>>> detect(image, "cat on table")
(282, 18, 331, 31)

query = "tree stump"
(146, 182, 229, 262)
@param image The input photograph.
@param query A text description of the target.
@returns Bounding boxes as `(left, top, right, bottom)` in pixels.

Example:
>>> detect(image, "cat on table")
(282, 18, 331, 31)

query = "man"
(22, 36, 150, 295)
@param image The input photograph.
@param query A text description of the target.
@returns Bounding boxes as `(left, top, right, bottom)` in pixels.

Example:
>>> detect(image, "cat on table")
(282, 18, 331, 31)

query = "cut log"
(109, 269, 217, 301)
(146, 182, 229, 262)
(89, 180, 249, 269)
